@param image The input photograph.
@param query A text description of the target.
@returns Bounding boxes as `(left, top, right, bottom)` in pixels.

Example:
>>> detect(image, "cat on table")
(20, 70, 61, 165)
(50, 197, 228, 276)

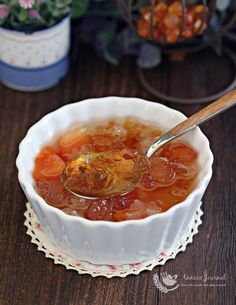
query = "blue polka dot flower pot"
(0, 15, 70, 92)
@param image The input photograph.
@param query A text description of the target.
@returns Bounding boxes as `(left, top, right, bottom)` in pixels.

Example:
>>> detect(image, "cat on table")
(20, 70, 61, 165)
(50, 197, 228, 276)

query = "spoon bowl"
(62, 90, 236, 199)
(62, 149, 150, 198)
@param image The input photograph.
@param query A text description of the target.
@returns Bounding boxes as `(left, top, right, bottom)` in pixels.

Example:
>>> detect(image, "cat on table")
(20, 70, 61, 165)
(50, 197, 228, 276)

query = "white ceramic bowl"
(16, 97, 213, 265)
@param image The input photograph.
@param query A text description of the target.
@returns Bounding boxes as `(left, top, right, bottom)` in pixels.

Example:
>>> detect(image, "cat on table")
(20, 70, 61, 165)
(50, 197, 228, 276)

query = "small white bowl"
(16, 97, 213, 265)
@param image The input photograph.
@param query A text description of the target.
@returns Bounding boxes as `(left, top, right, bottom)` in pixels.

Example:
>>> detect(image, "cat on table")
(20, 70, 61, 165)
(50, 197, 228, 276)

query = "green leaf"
(9, 0, 18, 5)
(18, 9, 28, 22)
(103, 48, 120, 65)
(97, 28, 116, 47)
(71, 0, 90, 18)
(55, 0, 71, 9)
(51, 9, 62, 17)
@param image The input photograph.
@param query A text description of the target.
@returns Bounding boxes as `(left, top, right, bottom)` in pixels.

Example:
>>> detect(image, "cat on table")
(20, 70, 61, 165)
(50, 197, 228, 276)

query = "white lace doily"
(24, 202, 203, 278)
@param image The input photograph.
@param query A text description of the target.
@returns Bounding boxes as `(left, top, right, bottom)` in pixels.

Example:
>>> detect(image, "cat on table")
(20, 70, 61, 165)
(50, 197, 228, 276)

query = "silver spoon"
(62, 89, 236, 199)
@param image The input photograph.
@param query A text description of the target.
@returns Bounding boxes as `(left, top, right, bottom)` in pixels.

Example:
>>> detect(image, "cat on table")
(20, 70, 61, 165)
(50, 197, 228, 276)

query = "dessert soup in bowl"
(16, 97, 213, 265)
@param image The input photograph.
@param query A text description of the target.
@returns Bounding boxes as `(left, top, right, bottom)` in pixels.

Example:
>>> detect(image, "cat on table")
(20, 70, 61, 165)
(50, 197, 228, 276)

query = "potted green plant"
(0, 0, 72, 91)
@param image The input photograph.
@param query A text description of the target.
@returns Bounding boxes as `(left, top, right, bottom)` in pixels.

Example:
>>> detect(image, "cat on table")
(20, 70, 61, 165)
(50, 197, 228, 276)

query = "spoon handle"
(145, 89, 236, 158)
(170, 89, 236, 136)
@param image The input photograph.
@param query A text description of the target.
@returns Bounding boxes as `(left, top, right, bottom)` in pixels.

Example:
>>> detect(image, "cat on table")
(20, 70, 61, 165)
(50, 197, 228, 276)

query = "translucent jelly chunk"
(87, 200, 114, 221)
(149, 156, 176, 185)
(159, 142, 197, 164)
(114, 199, 161, 221)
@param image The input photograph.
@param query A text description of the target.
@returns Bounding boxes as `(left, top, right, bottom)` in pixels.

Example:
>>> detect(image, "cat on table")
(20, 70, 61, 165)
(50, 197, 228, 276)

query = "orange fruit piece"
(165, 29, 180, 43)
(182, 28, 193, 39)
(33, 149, 65, 180)
(194, 4, 204, 14)
(185, 9, 195, 26)
(193, 19, 207, 35)
(168, 1, 183, 18)
(137, 18, 151, 38)
(140, 6, 151, 19)
(154, 2, 168, 22)
(163, 14, 179, 30)
(58, 128, 91, 155)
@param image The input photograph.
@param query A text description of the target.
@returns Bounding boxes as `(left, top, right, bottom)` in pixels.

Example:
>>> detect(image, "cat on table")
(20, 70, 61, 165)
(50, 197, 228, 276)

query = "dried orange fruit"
(195, 4, 204, 14)
(168, 1, 183, 18)
(163, 14, 179, 30)
(137, 18, 150, 38)
(34, 151, 65, 180)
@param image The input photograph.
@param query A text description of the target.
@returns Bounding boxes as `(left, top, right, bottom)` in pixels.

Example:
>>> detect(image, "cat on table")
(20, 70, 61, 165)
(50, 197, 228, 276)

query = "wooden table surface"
(0, 43, 235, 305)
